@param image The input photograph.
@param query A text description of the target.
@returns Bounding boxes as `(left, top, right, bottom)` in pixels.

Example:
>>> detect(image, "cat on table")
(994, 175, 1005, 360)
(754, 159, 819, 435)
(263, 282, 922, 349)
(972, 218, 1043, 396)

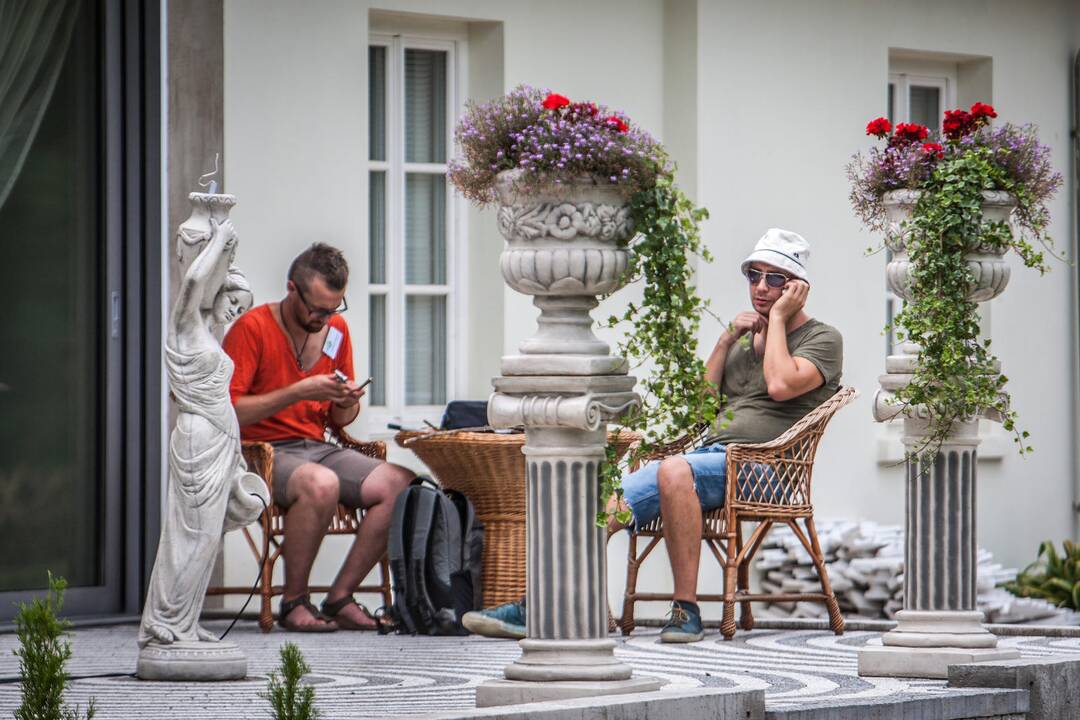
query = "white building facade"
(212, 0, 1080, 615)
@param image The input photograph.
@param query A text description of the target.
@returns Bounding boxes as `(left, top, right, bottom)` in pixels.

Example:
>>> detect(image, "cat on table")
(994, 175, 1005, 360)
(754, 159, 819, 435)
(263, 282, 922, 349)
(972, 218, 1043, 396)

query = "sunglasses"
(294, 282, 348, 319)
(744, 268, 791, 289)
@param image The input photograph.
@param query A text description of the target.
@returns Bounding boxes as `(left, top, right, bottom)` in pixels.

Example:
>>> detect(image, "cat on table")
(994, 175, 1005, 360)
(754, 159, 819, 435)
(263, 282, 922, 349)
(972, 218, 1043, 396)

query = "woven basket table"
(395, 429, 639, 608)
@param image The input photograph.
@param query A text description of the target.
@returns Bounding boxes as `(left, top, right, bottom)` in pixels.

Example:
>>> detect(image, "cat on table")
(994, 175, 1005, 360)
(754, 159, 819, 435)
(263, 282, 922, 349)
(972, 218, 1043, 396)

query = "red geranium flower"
(894, 123, 929, 143)
(570, 102, 599, 117)
(865, 117, 892, 138)
(542, 93, 571, 110)
(921, 142, 944, 158)
(969, 102, 997, 120)
(943, 109, 974, 139)
(604, 115, 629, 133)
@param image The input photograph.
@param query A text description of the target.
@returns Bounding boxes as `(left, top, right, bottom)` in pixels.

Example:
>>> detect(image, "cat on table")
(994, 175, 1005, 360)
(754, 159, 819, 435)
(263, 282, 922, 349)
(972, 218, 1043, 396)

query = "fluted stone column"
(858, 191, 1020, 679)
(475, 172, 662, 706)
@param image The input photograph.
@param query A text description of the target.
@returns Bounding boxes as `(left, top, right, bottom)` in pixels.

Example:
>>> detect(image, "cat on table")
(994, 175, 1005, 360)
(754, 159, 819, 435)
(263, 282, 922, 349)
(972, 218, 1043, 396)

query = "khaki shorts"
(268, 439, 384, 509)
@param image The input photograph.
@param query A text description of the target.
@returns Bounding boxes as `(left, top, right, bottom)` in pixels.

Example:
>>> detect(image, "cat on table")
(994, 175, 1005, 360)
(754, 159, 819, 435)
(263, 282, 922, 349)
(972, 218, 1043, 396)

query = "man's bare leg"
(281, 463, 340, 628)
(657, 457, 702, 603)
(325, 463, 413, 627)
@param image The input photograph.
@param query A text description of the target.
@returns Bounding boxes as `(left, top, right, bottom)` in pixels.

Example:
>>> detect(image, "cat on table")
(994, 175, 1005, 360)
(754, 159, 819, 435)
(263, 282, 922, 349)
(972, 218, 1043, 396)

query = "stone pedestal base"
(859, 610, 1019, 678)
(475, 676, 664, 708)
(503, 639, 631, 682)
(136, 641, 248, 681)
(858, 643, 1020, 679)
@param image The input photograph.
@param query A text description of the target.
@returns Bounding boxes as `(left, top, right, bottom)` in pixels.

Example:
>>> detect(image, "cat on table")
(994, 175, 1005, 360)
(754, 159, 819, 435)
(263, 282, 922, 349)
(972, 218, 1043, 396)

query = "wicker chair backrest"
(725, 386, 858, 510)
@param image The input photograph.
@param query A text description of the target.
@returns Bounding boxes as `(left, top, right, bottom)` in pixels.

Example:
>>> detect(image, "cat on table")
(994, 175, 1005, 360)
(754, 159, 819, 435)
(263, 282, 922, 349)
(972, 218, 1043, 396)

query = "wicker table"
(395, 429, 638, 608)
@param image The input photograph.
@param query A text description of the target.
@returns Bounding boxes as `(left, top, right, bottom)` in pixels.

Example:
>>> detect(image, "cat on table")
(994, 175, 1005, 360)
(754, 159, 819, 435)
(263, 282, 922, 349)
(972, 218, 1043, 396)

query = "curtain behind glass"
(406, 296, 446, 405)
(0, 0, 102, 591)
(0, 0, 82, 211)
(405, 49, 446, 163)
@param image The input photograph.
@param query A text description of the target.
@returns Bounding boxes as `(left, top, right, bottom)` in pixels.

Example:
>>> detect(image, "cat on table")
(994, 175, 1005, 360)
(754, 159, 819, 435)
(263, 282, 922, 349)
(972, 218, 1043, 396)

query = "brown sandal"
(321, 595, 378, 631)
(278, 594, 337, 633)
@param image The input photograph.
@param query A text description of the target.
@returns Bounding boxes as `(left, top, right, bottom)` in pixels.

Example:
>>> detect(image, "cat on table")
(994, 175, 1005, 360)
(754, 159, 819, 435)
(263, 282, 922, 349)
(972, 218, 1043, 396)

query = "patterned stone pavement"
(1, 621, 1078, 719)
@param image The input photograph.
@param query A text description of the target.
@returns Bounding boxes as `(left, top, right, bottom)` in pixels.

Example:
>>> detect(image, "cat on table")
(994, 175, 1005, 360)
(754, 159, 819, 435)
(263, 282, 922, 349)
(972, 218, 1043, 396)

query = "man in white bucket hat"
(463, 229, 843, 642)
(610, 227, 843, 641)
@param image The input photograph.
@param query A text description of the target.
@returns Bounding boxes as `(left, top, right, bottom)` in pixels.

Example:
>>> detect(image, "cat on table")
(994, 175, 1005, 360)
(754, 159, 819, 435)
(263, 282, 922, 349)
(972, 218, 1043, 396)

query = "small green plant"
(263, 642, 320, 720)
(13, 573, 96, 720)
(1004, 540, 1080, 610)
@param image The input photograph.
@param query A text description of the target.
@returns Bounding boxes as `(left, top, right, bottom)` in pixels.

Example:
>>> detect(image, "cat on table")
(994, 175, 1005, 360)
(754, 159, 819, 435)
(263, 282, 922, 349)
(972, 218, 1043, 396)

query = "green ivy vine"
(892, 146, 1046, 457)
(598, 174, 719, 526)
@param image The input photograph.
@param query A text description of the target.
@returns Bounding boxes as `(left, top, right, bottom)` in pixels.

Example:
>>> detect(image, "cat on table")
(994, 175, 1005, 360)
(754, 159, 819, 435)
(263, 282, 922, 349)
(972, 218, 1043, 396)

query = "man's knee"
(290, 464, 340, 508)
(657, 457, 694, 496)
(365, 463, 414, 505)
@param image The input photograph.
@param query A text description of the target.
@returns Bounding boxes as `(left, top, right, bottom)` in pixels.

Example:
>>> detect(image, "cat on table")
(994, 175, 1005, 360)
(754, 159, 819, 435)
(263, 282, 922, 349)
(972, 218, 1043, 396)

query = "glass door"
(0, 0, 123, 616)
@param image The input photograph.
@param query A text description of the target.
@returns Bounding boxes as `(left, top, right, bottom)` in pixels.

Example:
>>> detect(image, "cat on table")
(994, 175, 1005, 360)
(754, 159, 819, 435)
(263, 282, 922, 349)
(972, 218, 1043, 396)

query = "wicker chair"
(617, 386, 858, 640)
(205, 427, 393, 632)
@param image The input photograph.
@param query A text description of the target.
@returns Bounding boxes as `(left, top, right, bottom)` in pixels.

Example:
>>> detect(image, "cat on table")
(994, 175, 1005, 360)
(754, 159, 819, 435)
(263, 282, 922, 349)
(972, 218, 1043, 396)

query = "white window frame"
(363, 31, 468, 436)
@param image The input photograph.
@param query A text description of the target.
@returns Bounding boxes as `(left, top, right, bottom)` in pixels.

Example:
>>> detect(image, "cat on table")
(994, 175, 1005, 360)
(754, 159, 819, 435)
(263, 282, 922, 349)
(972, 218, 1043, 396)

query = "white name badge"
(322, 327, 343, 360)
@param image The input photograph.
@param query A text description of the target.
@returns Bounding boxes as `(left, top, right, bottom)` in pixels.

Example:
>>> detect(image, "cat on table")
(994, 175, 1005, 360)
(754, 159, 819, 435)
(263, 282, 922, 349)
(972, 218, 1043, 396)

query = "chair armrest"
(241, 440, 275, 497)
(331, 427, 387, 461)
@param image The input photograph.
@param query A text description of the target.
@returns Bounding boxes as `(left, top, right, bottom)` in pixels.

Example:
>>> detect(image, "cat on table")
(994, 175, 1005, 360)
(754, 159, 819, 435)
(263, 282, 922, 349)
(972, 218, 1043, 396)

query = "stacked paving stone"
(754, 520, 1080, 624)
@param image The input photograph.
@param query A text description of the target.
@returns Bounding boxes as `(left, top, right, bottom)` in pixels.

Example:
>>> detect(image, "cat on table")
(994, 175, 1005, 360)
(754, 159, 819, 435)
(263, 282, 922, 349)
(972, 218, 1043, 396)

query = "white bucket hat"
(740, 228, 809, 282)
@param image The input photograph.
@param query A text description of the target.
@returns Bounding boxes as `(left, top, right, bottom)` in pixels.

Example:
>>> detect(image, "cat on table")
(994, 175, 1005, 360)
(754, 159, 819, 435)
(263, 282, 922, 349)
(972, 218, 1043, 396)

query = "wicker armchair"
(617, 386, 858, 640)
(205, 427, 393, 632)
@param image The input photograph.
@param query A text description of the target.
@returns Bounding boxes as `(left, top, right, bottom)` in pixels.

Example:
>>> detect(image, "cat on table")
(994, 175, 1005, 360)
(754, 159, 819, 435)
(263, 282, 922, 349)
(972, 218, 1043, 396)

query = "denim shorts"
(620, 443, 785, 530)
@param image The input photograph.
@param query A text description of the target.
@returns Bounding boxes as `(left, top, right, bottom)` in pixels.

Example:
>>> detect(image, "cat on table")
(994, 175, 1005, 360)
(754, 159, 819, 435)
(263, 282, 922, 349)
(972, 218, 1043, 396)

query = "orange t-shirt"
(222, 304, 355, 443)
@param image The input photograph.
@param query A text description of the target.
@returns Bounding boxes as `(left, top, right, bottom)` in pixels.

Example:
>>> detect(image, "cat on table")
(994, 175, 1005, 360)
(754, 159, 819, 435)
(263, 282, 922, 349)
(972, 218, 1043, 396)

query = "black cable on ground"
(218, 491, 270, 641)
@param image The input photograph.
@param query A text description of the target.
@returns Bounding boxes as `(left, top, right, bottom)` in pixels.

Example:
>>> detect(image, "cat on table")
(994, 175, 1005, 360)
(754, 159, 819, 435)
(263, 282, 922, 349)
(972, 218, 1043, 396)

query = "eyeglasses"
(294, 283, 348, 319)
(744, 268, 790, 289)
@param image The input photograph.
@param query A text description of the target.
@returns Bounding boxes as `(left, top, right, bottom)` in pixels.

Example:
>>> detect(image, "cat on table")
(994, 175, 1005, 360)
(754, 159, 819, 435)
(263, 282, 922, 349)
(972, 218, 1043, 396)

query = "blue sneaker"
(660, 600, 704, 643)
(462, 600, 526, 639)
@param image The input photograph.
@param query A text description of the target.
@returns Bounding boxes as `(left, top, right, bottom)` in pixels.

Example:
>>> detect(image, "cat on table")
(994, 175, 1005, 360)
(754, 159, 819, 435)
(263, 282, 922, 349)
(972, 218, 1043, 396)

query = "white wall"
(213, 0, 1078, 614)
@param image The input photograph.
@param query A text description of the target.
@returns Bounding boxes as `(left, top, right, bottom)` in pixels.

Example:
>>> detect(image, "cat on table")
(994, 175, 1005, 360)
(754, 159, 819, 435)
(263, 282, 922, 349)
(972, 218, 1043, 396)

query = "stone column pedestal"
(476, 378, 661, 707)
(858, 420, 1019, 678)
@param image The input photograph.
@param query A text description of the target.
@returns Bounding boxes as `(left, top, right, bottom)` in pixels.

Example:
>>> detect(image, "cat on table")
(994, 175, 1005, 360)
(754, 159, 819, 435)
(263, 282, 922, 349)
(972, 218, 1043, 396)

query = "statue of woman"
(139, 218, 267, 647)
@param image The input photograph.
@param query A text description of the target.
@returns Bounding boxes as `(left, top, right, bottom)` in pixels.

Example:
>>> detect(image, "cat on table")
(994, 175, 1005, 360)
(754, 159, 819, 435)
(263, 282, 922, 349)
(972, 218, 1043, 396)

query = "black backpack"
(386, 476, 484, 635)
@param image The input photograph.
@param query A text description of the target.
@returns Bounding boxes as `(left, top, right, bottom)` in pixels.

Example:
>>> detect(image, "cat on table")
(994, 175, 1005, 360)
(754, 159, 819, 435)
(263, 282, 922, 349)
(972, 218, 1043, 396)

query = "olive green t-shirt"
(708, 318, 843, 445)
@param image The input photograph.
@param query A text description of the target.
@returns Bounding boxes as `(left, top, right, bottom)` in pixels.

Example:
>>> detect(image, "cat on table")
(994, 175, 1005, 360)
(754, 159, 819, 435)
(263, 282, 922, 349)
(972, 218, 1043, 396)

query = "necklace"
(282, 303, 312, 370)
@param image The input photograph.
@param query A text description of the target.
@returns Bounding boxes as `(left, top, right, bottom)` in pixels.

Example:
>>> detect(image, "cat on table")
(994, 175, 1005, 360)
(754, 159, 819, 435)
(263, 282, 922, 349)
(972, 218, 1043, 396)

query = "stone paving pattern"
(1, 622, 1079, 719)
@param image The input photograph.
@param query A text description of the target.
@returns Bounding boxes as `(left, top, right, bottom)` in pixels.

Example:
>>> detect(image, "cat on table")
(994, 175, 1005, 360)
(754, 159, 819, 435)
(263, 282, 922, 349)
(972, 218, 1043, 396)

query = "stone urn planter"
(480, 171, 652, 705)
(882, 189, 1014, 304)
(495, 169, 635, 363)
(874, 189, 1015, 423)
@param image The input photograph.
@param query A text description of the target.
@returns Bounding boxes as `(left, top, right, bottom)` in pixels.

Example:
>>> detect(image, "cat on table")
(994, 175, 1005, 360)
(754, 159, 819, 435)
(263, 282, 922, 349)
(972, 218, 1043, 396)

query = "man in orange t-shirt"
(223, 243, 413, 632)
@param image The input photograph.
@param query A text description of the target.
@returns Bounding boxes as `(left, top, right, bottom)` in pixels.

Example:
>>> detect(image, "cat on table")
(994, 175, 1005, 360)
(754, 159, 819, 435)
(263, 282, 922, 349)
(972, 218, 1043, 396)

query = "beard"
(299, 317, 325, 334)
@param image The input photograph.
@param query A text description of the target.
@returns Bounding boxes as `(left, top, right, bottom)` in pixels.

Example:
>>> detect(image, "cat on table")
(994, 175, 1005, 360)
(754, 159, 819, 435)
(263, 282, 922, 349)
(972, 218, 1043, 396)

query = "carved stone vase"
(176, 192, 238, 310)
(859, 188, 1021, 679)
(477, 171, 657, 707)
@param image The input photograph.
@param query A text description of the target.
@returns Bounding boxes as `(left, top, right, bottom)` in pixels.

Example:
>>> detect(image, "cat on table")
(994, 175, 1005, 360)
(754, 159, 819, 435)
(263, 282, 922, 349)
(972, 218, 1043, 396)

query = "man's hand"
(725, 311, 768, 342)
(331, 380, 368, 409)
(293, 374, 352, 403)
(769, 279, 809, 323)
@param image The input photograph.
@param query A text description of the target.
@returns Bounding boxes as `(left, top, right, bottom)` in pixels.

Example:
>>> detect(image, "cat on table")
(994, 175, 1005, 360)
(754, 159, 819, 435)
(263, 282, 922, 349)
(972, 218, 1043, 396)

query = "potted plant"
(848, 103, 1062, 454)
(449, 85, 717, 520)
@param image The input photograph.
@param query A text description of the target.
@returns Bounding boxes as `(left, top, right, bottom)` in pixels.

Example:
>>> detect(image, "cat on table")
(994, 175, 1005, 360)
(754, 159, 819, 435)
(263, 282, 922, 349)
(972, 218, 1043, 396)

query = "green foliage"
(263, 642, 320, 720)
(1004, 540, 1080, 610)
(891, 145, 1047, 457)
(13, 573, 96, 720)
(598, 175, 719, 525)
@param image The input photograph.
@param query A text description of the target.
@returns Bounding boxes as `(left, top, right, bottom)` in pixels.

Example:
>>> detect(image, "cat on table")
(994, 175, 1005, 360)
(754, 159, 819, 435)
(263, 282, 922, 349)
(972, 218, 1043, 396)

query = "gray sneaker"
(462, 600, 526, 639)
(659, 600, 705, 643)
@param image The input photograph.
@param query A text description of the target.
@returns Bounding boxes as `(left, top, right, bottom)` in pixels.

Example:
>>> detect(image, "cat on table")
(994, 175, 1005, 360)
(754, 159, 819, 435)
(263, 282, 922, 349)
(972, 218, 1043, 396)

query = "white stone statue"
(137, 193, 268, 681)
